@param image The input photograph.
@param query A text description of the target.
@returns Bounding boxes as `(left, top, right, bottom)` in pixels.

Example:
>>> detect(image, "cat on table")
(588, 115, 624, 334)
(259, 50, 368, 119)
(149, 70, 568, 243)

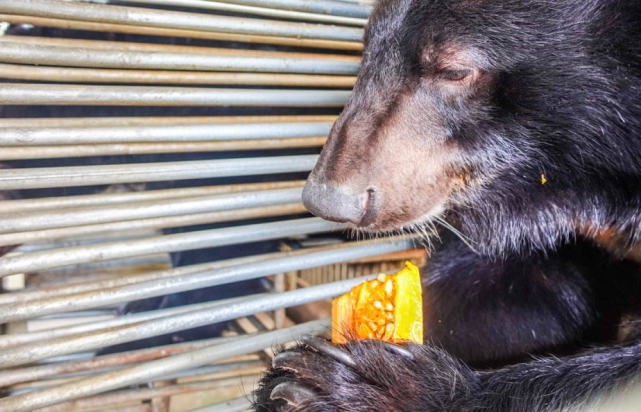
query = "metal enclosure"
(0, 1, 420, 410)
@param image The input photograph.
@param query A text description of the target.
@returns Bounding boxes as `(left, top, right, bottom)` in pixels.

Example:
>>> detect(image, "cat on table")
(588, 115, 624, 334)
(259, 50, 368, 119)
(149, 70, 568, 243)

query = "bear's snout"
(302, 178, 377, 226)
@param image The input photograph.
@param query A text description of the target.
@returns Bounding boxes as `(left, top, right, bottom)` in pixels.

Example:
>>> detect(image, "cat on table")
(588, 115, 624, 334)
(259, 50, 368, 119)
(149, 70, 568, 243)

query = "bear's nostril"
(360, 188, 378, 226)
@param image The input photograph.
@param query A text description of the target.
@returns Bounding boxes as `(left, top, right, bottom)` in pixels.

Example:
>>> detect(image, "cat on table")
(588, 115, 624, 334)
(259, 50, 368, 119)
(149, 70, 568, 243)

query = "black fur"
(255, 0, 641, 410)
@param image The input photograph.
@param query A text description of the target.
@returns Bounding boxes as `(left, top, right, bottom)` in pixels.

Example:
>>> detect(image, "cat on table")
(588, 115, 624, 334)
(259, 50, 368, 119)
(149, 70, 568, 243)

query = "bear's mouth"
(342, 172, 477, 247)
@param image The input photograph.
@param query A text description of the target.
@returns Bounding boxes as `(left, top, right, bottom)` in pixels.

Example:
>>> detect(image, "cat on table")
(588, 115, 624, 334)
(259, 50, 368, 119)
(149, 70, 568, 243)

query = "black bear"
(254, 0, 641, 410)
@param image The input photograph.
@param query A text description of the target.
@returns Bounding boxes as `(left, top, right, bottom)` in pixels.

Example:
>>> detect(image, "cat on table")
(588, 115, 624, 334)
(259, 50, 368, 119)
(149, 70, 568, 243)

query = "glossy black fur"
(255, 0, 641, 410)
(423, 235, 641, 369)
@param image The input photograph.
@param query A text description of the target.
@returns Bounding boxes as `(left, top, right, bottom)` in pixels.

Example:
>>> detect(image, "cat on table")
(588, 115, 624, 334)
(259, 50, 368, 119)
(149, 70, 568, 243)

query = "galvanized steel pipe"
(188, 396, 252, 412)
(27, 375, 262, 411)
(0, 42, 360, 74)
(214, 0, 371, 18)
(0, 115, 337, 128)
(0, 249, 283, 305)
(0, 336, 246, 387)
(0, 14, 364, 50)
(0, 277, 356, 366)
(0, 35, 357, 59)
(0, 181, 305, 214)
(0, 188, 304, 233)
(0, 203, 307, 247)
(0, 295, 260, 350)
(0, 122, 332, 145)
(0, 0, 364, 41)
(0, 320, 330, 411)
(0, 237, 414, 320)
(0, 154, 318, 190)
(0, 138, 327, 161)
(0, 83, 351, 106)
(0, 217, 346, 277)
(123, 0, 367, 26)
(0, 63, 357, 88)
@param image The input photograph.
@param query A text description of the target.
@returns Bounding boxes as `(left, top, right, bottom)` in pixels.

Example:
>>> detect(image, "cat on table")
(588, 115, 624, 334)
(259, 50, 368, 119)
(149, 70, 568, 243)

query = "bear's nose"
(302, 179, 376, 226)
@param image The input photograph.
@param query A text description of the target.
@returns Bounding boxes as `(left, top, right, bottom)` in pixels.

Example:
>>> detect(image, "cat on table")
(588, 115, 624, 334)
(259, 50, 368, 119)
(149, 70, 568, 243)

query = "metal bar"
(0, 64, 357, 88)
(0, 32, 360, 59)
(0, 42, 360, 74)
(0, 114, 338, 128)
(0, 188, 303, 232)
(0, 274, 361, 365)
(0, 83, 351, 107)
(0, 181, 305, 214)
(0, 154, 318, 190)
(117, 0, 367, 26)
(34, 375, 263, 412)
(0, 250, 280, 314)
(0, 35, 360, 59)
(187, 395, 252, 412)
(0, 0, 364, 41)
(8, 358, 262, 391)
(134, 359, 264, 382)
(0, 296, 279, 366)
(0, 244, 297, 306)
(8, 360, 263, 395)
(0, 138, 327, 161)
(0, 122, 332, 145)
(0, 320, 330, 412)
(0, 14, 363, 51)
(0, 338, 253, 386)
(0, 236, 413, 321)
(212, 0, 371, 18)
(0, 217, 346, 277)
(0, 295, 260, 350)
(0, 203, 307, 247)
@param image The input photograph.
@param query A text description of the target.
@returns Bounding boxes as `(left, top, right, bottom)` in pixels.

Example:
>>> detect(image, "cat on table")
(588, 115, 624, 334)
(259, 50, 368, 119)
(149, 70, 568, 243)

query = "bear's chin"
(349, 203, 449, 238)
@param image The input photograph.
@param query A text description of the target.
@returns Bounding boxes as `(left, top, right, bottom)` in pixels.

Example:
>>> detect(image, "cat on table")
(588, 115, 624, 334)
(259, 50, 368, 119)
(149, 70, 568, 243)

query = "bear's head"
(303, 0, 641, 255)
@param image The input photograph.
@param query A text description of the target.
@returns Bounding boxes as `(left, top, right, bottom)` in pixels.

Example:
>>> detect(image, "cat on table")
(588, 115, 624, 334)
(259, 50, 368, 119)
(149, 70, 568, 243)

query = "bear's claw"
(269, 382, 316, 407)
(301, 335, 357, 367)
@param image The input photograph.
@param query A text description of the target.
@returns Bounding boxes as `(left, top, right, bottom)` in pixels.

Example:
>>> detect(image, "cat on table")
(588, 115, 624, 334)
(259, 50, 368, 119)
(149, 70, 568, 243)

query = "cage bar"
(0, 320, 330, 411)
(0, 155, 319, 190)
(0, 0, 364, 41)
(0, 122, 332, 145)
(0, 83, 351, 107)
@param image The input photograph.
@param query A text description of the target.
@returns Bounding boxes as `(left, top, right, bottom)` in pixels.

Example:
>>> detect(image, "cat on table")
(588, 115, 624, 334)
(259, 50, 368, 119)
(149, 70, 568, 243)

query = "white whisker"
(434, 215, 479, 253)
